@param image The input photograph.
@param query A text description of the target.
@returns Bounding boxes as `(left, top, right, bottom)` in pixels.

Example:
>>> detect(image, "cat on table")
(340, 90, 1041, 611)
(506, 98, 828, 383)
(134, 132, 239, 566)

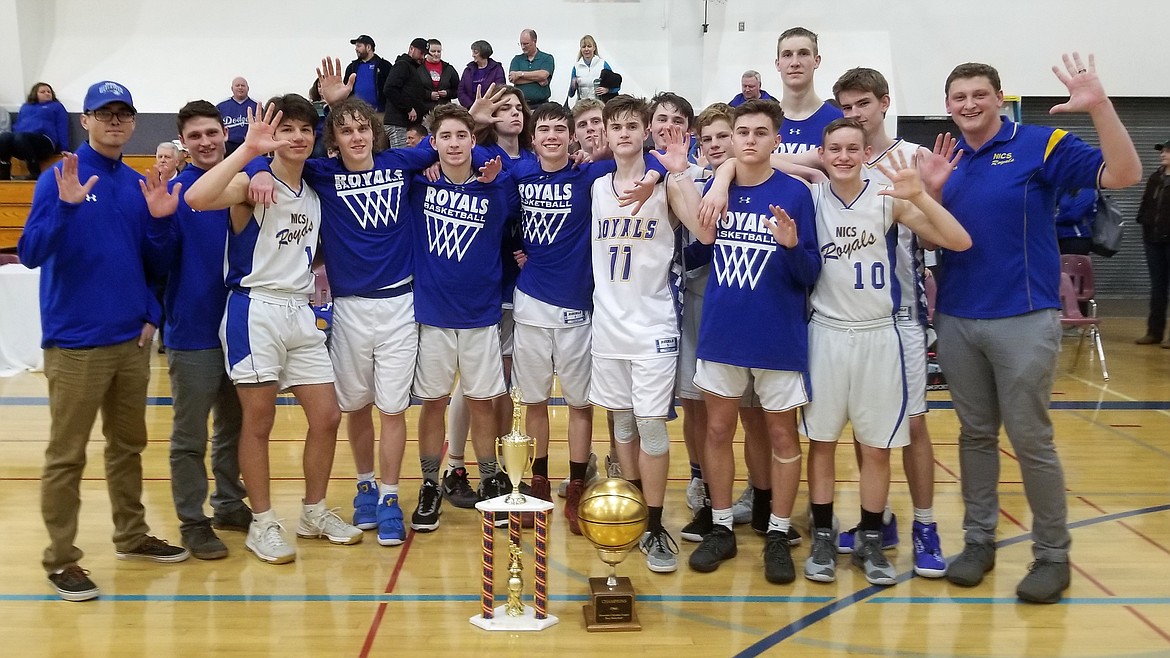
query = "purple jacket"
(458, 59, 506, 108)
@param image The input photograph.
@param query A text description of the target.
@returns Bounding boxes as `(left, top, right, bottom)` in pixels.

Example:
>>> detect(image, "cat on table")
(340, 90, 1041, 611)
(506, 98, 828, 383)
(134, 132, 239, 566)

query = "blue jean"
(1144, 241, 1170, 339)
(167, 348, 247, 531)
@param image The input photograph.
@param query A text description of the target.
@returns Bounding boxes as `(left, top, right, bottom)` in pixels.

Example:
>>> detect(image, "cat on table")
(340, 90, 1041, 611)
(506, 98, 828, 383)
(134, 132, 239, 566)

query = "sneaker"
(804, 527, 838, 583)
(521, 475, 552, 529)
(685, 477, 705, 511)
(946, 542, 996, 587)
(1016, 559, 1070, 604)
(352, 480, 379, 530)
(680, 505, 713, 542)
(211, 506, 253, 533)
(557, 453, 599, 498)
(688, 525, 737, 572)
(1135, 334, 1161, 345)
(411, 480, 442, 532)
(837, 514, 899, 554)
(911, 521, 947, 578)
(477, 471, 512, 502)
(640, 527, 679, 573)
(181, 525, 228, 560)
(751, 510, 801, 546)
(116, 536, 190, 563)
(763, 531, 796, 584)
(376, 494, 406, 546)
(441, 467, 479, 509)
(731, 485, 753, 525)
(246, 514, 296, 564)
(297, 503, 363, 545)
(853, 529, 898, 586)
(48, 565, 100, 602)
(605, 454, 622, 479)
(564, 478, 585, 535)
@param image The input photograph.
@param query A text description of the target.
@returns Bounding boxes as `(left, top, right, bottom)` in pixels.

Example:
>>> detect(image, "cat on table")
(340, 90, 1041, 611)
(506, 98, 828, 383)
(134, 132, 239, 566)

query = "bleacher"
(0, 155, 157, 250)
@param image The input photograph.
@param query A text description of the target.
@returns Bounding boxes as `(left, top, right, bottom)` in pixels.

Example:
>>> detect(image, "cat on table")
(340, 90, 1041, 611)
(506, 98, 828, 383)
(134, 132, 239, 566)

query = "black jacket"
(343, 54, 393, 112)
(417, 59, 461, 114)
(382, 53, 428, 127)
(1137, 166, 1170, 243)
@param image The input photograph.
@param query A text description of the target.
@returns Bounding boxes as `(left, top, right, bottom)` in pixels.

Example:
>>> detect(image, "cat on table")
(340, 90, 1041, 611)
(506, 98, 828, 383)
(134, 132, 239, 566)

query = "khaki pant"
(42, 339, 152, 573)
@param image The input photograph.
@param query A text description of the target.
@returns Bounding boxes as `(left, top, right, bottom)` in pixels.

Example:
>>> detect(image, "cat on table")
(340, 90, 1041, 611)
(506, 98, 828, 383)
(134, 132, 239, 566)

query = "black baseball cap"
(1156, 138, 1170, 151)
(410, 38, 429, 52)
(350, 34, 375, 48)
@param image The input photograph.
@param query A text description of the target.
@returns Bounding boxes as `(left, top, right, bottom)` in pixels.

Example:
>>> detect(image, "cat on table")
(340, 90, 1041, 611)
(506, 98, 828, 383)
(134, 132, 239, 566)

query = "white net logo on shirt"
(425, 210, 482, 261)
(335, 171, 405, 229)
(522, 204, 570, 245)
(716, 239, 775, 290)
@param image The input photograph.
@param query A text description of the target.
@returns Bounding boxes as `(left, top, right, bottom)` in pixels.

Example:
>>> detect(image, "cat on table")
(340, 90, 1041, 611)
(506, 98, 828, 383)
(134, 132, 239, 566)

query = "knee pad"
(613, 410, 637, 445)
(636, 417, 669, 457)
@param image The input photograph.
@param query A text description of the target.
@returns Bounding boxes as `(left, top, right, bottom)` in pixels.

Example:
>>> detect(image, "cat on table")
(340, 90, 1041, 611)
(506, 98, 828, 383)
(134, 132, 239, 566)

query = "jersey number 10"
(854, 261, 886, 290)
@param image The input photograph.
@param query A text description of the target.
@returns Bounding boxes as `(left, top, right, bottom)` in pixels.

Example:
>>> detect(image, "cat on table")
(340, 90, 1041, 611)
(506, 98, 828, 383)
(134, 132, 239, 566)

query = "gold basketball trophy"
(577, 478, 648, 631)
(469, 387, 558, 632)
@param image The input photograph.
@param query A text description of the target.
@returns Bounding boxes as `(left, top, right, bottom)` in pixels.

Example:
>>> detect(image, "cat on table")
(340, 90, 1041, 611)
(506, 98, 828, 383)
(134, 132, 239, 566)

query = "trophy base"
(583, 576, 641, 632)
(470, 605, 559, 632)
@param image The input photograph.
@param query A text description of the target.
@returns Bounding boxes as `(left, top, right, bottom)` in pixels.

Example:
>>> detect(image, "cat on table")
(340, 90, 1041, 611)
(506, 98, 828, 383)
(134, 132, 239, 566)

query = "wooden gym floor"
(0, 316, 1167, 657)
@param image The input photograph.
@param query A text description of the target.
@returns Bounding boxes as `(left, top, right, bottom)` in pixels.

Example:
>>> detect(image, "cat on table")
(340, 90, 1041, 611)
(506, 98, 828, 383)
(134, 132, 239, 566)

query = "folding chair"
(1059, 271, 1108, 381)
(1060, 254, 1097, 318)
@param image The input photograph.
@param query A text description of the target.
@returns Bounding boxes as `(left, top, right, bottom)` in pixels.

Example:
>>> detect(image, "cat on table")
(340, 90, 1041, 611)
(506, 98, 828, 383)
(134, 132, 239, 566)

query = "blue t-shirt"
(217, 97, 260, 144)
(353, 61, 380, 110)
(939, 119, 1104, 319)
(697, 171, 820, 371)
(776, 102, 843, 155)
(409, 171, 521, 328)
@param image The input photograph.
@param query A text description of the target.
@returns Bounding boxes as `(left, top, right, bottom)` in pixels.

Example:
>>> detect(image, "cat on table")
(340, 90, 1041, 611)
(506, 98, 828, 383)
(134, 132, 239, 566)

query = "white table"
(0, 264, 43, 375)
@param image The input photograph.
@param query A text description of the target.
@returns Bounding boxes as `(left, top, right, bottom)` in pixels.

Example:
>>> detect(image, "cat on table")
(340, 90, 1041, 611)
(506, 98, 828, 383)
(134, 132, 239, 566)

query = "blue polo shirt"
(938, 118, 1104, 319)
(509, 50, 555, 104)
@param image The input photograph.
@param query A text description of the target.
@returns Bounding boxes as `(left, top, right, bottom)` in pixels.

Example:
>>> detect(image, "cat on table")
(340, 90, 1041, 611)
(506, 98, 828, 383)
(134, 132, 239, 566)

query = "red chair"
(1060, 254, 1097, 318)
(311, 264, 331, 306)
(1059, 271, 1108, 381)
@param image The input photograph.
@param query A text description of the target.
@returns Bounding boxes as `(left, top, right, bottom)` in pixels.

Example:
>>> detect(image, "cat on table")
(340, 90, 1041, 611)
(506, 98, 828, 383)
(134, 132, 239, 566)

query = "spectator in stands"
(345, 34, 392, 115)
(383, 37, 429, 148)
(419, 39, 460, 114)
(0, 82, 69, 180)
(728, 70, 774, 107)
(405, 122, 428, 147)
(18, 80, 190, 602)
(216, 77, 258, 156)
(1135, 137, 1170, 346)
(308, 78, 330, 158)
(458, 40, 506, 109)
(509, 29, 554, 106)
(1054, 187, 1097, 255)
(569, 35, 618, 102)
(155, 141, 184, 181)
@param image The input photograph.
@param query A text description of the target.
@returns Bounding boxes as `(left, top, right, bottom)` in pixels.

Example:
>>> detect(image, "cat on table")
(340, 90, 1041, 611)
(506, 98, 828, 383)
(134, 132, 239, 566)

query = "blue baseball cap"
(83, 80, 136, 113)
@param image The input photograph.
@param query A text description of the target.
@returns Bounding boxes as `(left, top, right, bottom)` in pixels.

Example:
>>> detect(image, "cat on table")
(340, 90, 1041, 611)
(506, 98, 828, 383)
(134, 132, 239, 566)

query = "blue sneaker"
(377, 494, 406, 546)
(353, 480, 379, 530)
(911, 520, 946, 578)
(836, 513, 898, 554)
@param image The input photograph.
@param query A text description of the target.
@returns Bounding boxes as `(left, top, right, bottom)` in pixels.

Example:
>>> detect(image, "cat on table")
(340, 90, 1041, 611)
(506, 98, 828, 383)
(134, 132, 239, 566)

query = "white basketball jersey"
(867, 139, 926, 321)
(810, 180, 899, 322)
(590, 174, 679, 359)
(225, 176, 321, 296)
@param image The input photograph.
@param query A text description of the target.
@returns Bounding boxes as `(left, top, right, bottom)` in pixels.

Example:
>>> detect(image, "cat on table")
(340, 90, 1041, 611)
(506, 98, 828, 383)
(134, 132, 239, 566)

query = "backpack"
(1091, 192, 1125, 258)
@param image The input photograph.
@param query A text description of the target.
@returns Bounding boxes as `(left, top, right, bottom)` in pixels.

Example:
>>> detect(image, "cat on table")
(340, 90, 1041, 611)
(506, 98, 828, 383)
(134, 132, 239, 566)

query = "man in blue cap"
(18, 80, 190, 603)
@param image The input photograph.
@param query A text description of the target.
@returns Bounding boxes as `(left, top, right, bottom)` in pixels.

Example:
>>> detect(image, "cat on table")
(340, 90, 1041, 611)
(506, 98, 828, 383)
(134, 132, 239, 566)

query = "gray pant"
(167, 348, 246, 531)
(935, 309, 1070, 562)
(385, 125, 408, 149)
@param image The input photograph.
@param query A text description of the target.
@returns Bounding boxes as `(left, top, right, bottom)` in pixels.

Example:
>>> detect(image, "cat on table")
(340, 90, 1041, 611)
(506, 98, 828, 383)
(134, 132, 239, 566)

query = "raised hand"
(476, 156, 502, 184)
(469, 83, 508, 127)
(918, 132, 963, 194)
(243, 104, 292, 155)
(139, 166, 182, 217)
(875, 149, 925, 200)
(762, 204, 798, 248)
(248, 171, 277, 209)
(53, 152, 98, 204)
(1050, 52, 1108, 115)
(316, 57, 355, 107)
(649, 124, 692, 174)
(698, 186, 728, 231)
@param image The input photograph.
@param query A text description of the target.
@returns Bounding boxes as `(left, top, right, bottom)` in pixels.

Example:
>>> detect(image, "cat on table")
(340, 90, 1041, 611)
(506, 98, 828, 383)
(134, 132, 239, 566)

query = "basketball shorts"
(589, 355, 676, 419)
(221, 288, 334, 388)
(694, 359, 809, 413)
(414, 324, 506, 400)
(330, 294, 418, 415)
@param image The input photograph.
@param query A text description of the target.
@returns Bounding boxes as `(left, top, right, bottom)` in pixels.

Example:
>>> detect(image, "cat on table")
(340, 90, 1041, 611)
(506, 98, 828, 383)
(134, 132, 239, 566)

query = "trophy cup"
(469, 387, 558, 632)
(577, 478, 648, 631)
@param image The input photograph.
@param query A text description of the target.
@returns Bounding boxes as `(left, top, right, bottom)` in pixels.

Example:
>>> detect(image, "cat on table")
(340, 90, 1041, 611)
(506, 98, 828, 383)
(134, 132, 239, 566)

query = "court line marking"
(358, 527, 418, 658)
(731, 503, 1170, 658)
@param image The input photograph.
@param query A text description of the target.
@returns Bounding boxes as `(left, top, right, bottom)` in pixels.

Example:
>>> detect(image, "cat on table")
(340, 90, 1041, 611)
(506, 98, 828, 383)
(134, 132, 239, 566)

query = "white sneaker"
(686, 477, 705, 511)
(297, 501, 363, 545)
(246, 511, 296, 564)
(731, 484, 753, 525)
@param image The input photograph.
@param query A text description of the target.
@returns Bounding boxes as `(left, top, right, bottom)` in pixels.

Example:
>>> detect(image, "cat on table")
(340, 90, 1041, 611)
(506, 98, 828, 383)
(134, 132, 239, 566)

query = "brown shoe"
(1135, 334, 1161, 345)
(564, 478, 585, 535)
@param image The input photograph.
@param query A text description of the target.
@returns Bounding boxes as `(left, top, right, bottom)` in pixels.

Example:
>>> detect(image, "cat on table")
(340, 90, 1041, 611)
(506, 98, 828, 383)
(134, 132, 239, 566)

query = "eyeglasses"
(88, 109, 137, 122)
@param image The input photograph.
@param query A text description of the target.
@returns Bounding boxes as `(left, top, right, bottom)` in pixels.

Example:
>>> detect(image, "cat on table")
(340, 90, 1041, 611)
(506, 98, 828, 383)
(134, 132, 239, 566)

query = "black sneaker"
(411, 480, 442, 532)
(48, 565, 100, 602)
(477, 471, 512, 501)
(211, 506, 254, 533)
(681, 505, 713, 542)
(115, 536, 190, 563)
(182, 525, 229, 560)
(441, 467, 479, 509)
(946, 542, 996, 587)
(1016, 559, 1070, 604)
(688, 525, 737, 573)
(763, 530, 796, 584)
